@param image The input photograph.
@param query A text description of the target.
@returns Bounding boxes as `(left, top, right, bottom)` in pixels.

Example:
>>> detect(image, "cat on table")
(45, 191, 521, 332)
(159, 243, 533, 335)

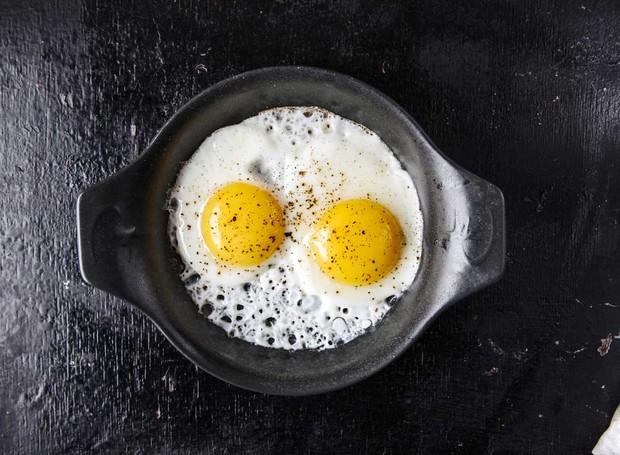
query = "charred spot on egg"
(168, 107, 423, 351)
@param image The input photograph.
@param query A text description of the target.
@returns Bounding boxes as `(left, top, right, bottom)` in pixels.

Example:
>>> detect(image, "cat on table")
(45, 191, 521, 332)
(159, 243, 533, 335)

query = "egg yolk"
(309, 199, 404, 285)
(201, 182, 285, 266)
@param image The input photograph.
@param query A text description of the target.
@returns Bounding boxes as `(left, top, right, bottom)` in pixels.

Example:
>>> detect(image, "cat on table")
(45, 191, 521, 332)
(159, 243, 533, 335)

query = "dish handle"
(451, 171, 506, 299)
(76, 168, 143, 303)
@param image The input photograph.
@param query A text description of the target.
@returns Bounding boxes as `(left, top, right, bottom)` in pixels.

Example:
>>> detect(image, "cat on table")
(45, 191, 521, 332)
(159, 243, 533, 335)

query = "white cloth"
(594, 404, 620, 455)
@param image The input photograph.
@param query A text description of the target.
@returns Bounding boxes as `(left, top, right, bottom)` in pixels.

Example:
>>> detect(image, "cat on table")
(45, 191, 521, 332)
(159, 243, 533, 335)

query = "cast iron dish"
(77, 66, 505, 395)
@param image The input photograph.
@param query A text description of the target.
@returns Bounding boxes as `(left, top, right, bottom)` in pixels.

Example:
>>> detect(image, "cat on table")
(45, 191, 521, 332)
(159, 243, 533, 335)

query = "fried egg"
(168, 107, 423, 350)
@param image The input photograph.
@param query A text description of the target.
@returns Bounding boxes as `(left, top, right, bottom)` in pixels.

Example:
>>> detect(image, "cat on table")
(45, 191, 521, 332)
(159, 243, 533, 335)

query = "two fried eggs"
(168, 107, 423, 350)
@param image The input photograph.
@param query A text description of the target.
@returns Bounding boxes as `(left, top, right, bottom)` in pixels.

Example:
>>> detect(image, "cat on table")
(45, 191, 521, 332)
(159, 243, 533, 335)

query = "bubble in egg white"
(168, 107, 423, 350)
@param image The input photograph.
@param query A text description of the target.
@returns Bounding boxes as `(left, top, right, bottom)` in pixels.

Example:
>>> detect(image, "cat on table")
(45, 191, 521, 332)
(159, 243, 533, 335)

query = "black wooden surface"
(1, 0, 619, 453)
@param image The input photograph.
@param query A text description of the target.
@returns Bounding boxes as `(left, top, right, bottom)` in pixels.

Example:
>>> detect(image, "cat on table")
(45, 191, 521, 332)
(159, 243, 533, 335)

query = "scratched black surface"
(1, 0, 619, 453)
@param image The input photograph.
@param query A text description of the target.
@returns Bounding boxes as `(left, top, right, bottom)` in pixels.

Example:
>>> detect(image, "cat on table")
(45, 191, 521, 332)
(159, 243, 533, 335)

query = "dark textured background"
(1, 0, 620, 453)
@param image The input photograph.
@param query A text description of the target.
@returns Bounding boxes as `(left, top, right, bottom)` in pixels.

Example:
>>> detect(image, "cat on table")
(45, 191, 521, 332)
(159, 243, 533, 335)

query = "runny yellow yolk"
(309, 199, 404, 286)
(201, 182, 285, 266)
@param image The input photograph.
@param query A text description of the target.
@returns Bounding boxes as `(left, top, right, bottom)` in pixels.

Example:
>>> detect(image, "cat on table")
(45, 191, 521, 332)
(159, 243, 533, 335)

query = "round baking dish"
(77, 66, 505, 395)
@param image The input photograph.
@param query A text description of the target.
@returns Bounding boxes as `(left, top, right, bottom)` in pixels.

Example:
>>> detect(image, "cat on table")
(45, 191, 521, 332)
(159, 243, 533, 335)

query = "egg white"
(168, 107, 423, 350)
